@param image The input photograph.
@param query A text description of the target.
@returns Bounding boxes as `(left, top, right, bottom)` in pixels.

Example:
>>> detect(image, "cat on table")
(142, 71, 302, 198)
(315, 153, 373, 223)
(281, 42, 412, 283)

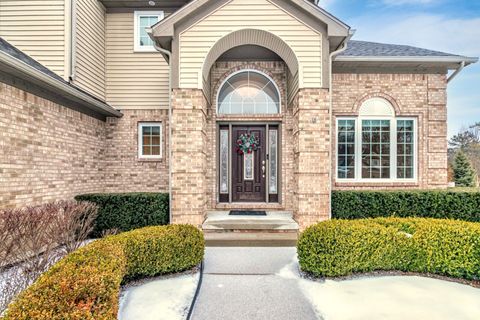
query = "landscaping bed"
(1, 224, 204, 320)
(297, 218, 480, 280)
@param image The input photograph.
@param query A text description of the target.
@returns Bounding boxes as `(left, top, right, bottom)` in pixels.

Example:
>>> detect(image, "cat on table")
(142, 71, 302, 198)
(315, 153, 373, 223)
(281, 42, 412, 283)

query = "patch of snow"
(277, 257, 480, 320)
(118, 272, 199, 320)
(276, 257, 301, 280)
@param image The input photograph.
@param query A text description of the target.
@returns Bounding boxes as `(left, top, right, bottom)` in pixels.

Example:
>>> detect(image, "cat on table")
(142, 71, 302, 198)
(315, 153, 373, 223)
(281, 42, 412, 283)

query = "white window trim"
(134, 11, 164, 52)
(138, 122, 163, 159)
(336, 117, 417, 183)
(216, 69, 282, 115)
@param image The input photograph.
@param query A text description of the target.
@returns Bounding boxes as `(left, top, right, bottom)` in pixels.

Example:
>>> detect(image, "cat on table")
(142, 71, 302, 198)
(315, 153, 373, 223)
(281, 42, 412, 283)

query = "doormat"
(229, 210, 267, 216)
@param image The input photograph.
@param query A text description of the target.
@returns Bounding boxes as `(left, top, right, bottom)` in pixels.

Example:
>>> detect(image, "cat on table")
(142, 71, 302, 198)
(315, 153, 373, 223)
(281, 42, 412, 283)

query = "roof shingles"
(0, 37, 117, 107)
(341, 40, 462, 57)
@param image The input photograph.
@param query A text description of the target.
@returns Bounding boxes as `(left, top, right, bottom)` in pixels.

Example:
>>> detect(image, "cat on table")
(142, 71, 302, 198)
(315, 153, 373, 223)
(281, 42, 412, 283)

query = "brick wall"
(292, 88, 331, 228)
(0, 82, 170, 208)
(0, 70, 450, 220)
(104, 109, 169, 193)
(0, 82, 106, 207)
(332, 73, 448, 189)
(170, 88, 208, 227)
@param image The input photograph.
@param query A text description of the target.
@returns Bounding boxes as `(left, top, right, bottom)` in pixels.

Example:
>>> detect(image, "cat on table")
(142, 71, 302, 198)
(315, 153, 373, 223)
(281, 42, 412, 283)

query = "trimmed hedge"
(2, 224, 204, 320)
(332, 190, 480, 221)
(75, 193, 169, 237)
(297, 218, 480, 280)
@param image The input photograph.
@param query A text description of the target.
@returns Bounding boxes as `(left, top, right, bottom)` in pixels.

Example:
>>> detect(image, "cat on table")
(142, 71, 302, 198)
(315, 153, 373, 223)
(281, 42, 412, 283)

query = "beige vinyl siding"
(180, 0, 323, 89)
(106, 12, 170, 110)
(0, 0, 67, 78)
(73, 0, 106, 99)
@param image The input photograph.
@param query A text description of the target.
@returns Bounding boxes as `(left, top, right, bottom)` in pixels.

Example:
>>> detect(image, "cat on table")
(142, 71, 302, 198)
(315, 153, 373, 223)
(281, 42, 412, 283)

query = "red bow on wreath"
(236, 133, 260, 155)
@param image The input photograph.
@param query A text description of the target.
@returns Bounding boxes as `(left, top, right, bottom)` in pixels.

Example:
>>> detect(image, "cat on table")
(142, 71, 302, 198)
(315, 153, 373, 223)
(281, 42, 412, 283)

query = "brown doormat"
(229, 210, 267, 216)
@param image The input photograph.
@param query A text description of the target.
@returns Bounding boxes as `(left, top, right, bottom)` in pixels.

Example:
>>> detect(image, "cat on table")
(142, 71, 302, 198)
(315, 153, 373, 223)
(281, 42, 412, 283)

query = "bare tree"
(0, 201, 98, 314)
(51, 201, 98, 254)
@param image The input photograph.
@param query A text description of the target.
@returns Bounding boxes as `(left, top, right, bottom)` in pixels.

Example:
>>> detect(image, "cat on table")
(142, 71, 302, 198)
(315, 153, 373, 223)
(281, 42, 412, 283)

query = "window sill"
(335, 180, 418, 187)
(137, 157, 164, 163)
(133, 48, 158, 53)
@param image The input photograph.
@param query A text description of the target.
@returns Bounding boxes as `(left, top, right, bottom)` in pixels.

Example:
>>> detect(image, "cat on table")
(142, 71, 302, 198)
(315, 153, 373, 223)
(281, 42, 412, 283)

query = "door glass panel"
(244, 152, 254, 180)
(269, 129, 278, 194)
(220, 130, 229, 194)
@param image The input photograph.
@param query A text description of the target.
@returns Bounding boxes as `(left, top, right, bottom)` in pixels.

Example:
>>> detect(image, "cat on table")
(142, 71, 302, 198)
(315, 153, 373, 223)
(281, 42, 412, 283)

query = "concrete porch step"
(202, 211, 299, 247)
(203, 211, 298, 231)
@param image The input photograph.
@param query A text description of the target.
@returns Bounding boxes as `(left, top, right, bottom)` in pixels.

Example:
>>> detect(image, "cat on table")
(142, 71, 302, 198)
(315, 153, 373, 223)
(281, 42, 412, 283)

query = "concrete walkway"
(191, 247, 318, 320)
(190, 247, 480, 320)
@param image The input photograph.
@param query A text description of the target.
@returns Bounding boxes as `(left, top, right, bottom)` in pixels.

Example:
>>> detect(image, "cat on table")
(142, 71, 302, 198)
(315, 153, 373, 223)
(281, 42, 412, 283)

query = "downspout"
(69, 0, 77, 82)
(447, 61, 466, 83)
(152, 41, 173, 224)
(328, 30, 355, 219)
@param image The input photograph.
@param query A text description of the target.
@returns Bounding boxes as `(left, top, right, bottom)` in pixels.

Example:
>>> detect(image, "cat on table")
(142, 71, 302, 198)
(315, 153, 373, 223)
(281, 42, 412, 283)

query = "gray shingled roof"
(341, 40, 463, 58)
(0, 37, 119, 106)
(0, 37, 121, 117)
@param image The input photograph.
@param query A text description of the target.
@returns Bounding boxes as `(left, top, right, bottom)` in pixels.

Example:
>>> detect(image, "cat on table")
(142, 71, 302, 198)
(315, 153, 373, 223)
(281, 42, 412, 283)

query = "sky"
(320, 0, 480, 138)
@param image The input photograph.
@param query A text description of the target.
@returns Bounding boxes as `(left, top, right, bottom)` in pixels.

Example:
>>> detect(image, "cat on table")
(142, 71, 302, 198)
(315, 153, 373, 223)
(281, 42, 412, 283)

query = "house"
(0, 0, 477, 233)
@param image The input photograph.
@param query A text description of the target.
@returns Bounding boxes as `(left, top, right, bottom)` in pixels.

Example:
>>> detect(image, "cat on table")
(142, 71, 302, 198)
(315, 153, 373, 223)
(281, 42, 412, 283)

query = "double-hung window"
(138, 122, 162, 159)
(336, 98, 417, 182)
(134, 11, 164, 52)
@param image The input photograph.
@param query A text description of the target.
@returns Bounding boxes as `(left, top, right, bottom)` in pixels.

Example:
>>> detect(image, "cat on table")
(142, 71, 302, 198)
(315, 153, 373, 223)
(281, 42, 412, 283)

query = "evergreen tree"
(453, 150, 477, 187)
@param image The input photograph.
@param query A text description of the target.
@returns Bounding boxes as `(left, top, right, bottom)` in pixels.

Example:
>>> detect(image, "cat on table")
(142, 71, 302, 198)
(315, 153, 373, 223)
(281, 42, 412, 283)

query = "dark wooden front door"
(232, 126, 266, 202)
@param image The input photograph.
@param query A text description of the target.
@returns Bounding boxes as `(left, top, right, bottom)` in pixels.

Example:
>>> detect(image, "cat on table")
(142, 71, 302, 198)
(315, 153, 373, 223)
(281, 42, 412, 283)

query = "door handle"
(262, 160, 266, 177)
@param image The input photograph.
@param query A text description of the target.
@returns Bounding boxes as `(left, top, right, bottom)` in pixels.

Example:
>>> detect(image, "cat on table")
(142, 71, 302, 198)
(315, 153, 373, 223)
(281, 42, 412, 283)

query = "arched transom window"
(217, 70, 280, 114)
(336, 97, 417, 181)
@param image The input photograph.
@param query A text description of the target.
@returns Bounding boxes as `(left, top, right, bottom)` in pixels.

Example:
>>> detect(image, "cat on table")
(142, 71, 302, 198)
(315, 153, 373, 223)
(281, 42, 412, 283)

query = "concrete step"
(203, 211, 298, 231)
(204, 231, 298, 247)
(202, 211, 299, 247)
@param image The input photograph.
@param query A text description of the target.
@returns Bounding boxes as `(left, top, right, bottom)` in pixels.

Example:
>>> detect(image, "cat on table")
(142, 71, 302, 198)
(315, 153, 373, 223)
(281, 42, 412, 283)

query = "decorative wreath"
(236, 133, 260, 155)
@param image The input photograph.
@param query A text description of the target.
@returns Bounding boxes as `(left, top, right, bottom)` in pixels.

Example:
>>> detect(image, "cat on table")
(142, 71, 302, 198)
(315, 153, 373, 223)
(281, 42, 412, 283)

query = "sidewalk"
(190, 247, 318, 320)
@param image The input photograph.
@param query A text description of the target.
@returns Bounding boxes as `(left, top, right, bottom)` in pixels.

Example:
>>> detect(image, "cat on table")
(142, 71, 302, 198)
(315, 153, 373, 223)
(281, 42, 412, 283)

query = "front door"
(232, 126, 266, 202)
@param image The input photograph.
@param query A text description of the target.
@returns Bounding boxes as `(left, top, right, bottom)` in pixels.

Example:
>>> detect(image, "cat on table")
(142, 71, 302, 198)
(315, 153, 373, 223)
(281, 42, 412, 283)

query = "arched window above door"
(217, 70, 280, 115)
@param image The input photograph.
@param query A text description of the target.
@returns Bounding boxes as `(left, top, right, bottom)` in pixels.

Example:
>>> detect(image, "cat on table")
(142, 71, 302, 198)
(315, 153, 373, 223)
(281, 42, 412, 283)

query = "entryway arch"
(200, 29, 300, 101)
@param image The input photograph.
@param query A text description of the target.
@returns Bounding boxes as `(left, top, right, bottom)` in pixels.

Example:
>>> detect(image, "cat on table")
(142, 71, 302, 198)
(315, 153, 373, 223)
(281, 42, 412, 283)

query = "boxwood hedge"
(75, 193, 169, 237)
(2, 224, 204, 320)
(297, 218, 480, 280)
(332, 190, 480, 221)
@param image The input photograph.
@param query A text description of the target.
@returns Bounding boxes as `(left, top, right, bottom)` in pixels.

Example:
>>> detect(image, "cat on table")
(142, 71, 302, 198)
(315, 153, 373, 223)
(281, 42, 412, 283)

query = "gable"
(179, 0, 324, 89)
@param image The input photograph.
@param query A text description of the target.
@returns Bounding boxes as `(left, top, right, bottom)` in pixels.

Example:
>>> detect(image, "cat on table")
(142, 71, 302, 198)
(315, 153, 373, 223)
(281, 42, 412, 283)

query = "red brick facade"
(0, 71, 449, 227)
(0, 83, 105, 207)
(0, 82, 169, 208)
(332, 73, 448, 190)
(105, 109, 169, 193)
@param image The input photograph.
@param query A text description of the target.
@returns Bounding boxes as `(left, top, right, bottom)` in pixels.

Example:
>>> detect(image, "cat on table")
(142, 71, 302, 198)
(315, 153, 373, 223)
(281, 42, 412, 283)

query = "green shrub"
(297, 218, 480, 280)
(332, 190, 480, 221)
(2, 224, 204, 320)
(116, 225, 205, 280)
(75, 193, 169, 237)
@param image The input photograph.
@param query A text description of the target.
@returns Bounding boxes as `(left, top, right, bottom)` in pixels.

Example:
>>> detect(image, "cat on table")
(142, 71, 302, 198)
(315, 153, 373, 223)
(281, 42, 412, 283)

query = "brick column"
(426, 74, 448, 188)
(170, 89, 208, 226)
(293, 88, 331, 229)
